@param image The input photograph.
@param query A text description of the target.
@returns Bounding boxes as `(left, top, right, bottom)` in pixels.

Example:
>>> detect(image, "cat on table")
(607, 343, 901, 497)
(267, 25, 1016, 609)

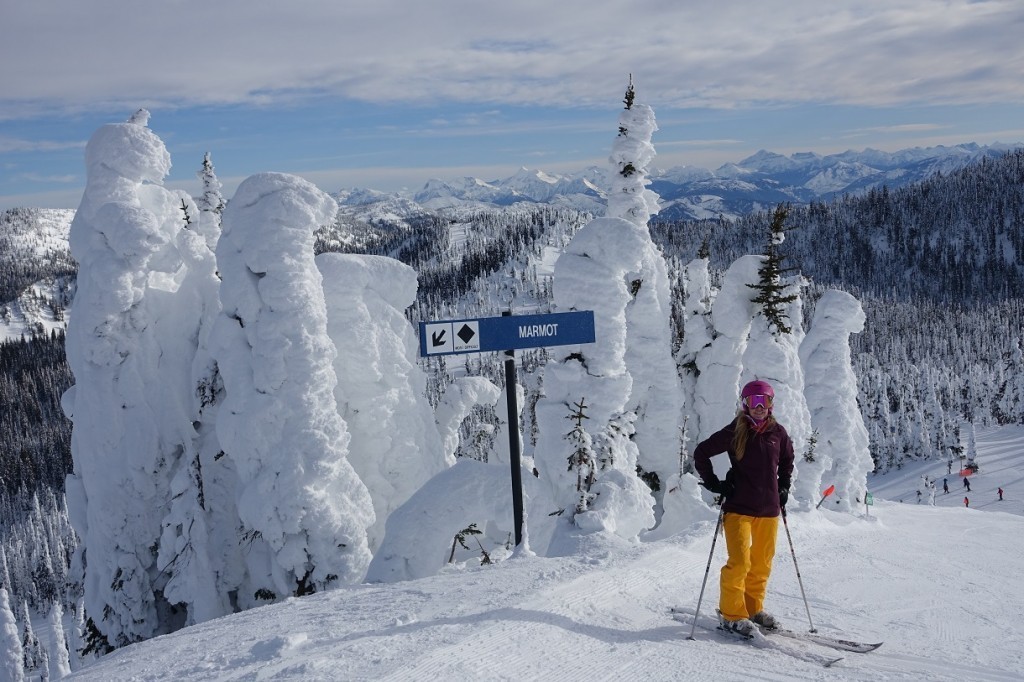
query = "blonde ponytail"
(731, 411, 750, 461)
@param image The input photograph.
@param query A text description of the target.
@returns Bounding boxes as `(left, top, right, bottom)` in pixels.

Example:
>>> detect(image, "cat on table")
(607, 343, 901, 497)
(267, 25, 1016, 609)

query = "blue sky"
(2, 0, 1023, 211)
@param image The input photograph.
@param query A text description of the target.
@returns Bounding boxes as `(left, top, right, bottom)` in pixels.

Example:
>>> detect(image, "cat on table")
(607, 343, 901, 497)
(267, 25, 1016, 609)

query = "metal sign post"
(502, 311, 525, 546)
(419, 309, 596, 546)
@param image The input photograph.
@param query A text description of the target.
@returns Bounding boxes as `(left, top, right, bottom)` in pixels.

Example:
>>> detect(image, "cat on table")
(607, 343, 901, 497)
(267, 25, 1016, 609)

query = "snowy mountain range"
(1, 141, 1020, 342)
(335, 142, 1023, 222)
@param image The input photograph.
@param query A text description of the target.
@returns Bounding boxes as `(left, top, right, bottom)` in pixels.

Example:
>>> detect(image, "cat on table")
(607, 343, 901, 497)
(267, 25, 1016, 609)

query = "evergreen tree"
(196, 152, 225, 217)
(748, 204, 798, 335)
(565, 398, 597, 514)
(19, 601, 40, 674)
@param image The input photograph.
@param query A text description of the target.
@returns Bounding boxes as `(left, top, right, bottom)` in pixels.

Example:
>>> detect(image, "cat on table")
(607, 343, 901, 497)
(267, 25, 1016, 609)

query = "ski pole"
(688, 501, 726, 640)
(781, 508, 817, 633)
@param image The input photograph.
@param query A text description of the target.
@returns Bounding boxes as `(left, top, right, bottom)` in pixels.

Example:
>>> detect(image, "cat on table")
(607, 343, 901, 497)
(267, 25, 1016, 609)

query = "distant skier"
(998, 487, 1004, 501)
(943, 478, 949, 494)
(916, 490, 921, 504)
(963, 477, 971, 492)
(964, 496, 969, 508)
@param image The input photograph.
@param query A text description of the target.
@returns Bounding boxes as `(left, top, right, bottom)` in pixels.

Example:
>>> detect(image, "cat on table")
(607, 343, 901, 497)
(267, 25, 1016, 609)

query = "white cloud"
(3, 1, 1022, 117)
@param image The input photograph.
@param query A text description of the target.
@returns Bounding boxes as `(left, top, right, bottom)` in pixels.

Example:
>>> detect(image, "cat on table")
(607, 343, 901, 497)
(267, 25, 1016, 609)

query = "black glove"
(703, 475, 735, 499)
(779, 487, 790, 509)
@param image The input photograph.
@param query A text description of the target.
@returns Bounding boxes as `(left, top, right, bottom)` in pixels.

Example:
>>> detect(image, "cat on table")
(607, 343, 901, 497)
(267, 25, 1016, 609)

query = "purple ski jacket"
(694, 418, 795, 518)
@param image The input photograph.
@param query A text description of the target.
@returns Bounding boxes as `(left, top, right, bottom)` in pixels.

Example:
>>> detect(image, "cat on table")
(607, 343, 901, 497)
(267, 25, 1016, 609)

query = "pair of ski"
(670, 606, 883, 669)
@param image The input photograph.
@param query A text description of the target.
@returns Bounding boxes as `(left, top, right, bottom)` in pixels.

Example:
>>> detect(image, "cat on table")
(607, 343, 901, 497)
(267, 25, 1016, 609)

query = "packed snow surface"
(66, 425, 1024, 681)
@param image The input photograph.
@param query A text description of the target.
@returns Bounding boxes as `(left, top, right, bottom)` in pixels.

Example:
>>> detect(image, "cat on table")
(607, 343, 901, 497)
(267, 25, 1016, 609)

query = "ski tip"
(825, 657, 844, 668)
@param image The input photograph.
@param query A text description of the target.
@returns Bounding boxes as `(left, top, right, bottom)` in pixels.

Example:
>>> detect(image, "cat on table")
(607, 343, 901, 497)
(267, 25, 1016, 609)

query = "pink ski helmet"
(741, 380, 775, 412)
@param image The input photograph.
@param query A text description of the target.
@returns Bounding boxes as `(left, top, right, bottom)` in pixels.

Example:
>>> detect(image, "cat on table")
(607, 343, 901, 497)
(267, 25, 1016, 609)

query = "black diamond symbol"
(457, 324, 476, 344)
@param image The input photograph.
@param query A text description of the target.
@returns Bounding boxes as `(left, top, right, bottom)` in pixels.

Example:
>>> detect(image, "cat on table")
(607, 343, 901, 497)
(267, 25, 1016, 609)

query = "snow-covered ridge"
(0, 208, 74, 258)
(334, 142, 1023, 222)
(0, 208, 76, 339)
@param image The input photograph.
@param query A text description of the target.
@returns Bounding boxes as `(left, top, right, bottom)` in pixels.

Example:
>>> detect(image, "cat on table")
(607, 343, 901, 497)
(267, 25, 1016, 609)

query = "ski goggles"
(743, 394, 773, 409)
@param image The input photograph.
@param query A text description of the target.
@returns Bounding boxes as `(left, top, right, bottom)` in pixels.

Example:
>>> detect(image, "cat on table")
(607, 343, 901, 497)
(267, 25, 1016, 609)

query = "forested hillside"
(651, 149, 1024, 303)
(649, 149, 1024, 470)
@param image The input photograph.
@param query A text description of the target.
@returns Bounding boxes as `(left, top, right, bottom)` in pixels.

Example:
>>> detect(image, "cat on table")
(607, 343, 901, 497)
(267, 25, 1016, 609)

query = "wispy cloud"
(846, 123, 950, 136)
(3, 1, 1022, 118)
(0, 136, 85, 153)
(19, 173, 79, 183)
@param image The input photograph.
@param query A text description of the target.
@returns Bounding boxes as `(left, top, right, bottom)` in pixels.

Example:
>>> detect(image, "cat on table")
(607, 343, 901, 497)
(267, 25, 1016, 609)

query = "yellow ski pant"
(719, 512, 779, 621)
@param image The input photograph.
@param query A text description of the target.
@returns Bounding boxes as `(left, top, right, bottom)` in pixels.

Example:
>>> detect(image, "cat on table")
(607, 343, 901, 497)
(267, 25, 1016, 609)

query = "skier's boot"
(751, 610, 780, 631)
(719, 613, 756, 637)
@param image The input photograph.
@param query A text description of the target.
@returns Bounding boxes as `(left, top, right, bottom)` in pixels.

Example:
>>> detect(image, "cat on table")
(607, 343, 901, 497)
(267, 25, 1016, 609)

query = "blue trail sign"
(418, 309, 595, 549)
(419, 310, 595, 357)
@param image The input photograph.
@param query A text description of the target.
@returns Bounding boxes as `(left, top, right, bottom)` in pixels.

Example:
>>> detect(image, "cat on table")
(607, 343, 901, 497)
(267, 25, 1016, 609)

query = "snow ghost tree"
(0, 588, 22, 682)
(154, 153, 233, 627)
(677, 255, 715, 421)
(533, 216, 656, 542)
(63, 110, 199, 648)
(435, 377, 502, 463)
(317, 253, 447, 553)
(606, 77, 661, 227)
(800, 289, 873, 511)
(210, 172, 374, 608)
(603, 79, 685, 514)
(694, 255, 762, 444)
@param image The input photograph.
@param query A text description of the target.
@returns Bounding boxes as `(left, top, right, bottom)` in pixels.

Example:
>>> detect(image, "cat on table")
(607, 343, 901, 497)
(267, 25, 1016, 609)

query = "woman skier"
(694, 379, 795, 636)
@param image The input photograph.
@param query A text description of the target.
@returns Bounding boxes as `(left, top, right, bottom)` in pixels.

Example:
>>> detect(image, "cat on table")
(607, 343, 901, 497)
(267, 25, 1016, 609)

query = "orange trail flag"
(815, 484, 836, 509)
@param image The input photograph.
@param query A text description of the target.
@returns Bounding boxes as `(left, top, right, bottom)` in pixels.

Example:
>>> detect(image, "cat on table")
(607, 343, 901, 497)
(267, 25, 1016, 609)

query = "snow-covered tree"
(0, 548, 11, 599)
(606, 76, 660, 228)
(19, 602, 40, 675)
(317, 253, 447, 552)
(46, 600, 70, 680)
(210, 172, 374, 606)
(741, 208, 813, 507)
(677, 256, 715, 417)
(0, 588, 22, 682)
(565, 398, 598, 514)
(435, 377, 502, 463)
(800, 289, 873, 511)
(694, 255, 761, 444)
(532, 215, 655, 540)
(995, 337, 1024, 424)
(153, 152, 233, 628)
(602, 79, 690, 524)
(747, 205, 798, 335)
(196, 152, 225, 220)
(63, 110, 194, 647)
(963, 420, 978, 469)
